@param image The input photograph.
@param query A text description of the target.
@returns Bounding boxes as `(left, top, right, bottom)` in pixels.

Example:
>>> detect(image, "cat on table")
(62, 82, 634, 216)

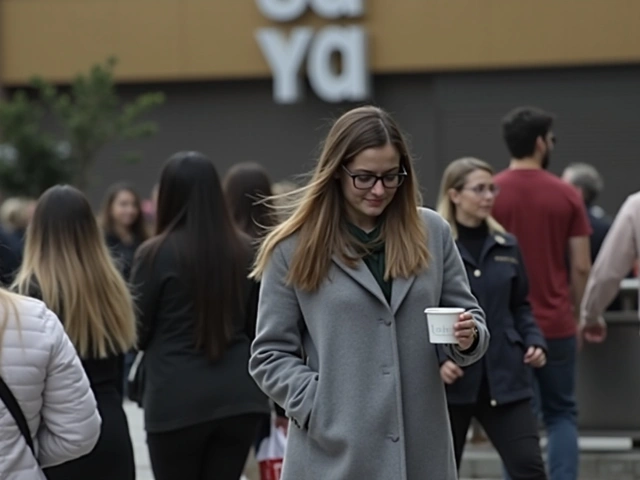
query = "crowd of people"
(0, 104, 637, 480)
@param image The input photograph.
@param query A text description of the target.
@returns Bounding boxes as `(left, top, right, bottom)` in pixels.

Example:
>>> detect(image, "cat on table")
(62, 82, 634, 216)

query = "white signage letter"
(256, 27, 314, 104)
(310, 0, 364, 19)
(255, 0, 308, 22)
(307, 26, 370, 103)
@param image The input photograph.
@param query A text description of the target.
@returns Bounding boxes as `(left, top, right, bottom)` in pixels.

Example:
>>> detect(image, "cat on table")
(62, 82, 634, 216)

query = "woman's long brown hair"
(251, 106, 430, 290)
(14, 185, 136, 358)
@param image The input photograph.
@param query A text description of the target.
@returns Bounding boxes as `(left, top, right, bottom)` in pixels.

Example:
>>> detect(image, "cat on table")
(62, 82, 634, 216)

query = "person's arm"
(566, 190, 593, 321)
(437, 217, 490, 366)
(249, 243, 317, 430)
(582, 197, 638, 325)
(569, 236, 591, 321)
(129, 246, 162, 350)
(37, 310, 101, 467)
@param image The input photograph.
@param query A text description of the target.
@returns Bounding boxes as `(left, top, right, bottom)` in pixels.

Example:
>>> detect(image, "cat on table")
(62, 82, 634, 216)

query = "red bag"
(256, 421, 287, 480)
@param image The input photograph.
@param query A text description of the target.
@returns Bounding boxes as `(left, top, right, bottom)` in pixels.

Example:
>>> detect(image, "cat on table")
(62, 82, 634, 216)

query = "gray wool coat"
(249, 208, 489, 480)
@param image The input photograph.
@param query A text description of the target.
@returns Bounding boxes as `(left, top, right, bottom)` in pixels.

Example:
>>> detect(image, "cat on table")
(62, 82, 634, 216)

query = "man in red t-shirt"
(492, 107, 591, 480)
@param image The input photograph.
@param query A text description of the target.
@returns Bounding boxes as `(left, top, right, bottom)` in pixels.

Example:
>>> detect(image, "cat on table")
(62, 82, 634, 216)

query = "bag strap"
(0, 375, 36, 455)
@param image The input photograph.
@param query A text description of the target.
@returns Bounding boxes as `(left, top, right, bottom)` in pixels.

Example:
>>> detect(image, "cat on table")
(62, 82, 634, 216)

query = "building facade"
(1, 0, 639, 212)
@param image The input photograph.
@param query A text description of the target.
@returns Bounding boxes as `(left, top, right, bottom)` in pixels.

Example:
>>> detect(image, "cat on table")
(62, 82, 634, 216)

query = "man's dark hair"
(502, 106, 555, 159)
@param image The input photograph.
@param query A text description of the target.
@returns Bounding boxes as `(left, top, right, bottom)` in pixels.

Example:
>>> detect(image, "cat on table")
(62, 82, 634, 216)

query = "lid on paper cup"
(424, 307, 465, 315)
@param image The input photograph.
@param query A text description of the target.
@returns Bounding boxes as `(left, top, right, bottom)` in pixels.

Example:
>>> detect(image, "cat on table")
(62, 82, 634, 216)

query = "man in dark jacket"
(562, 163, 611, 262)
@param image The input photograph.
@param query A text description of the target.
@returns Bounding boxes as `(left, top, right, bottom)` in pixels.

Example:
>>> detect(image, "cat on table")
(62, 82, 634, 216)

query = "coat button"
(473, 269, 481, 277)
(384, 318, 392, 326)
(387, 434, 399, 442)
(490, 399, 497, 407)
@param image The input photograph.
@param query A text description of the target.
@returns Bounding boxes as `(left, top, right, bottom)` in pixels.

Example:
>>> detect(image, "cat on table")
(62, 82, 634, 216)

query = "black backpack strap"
(0, 375, 36, 455)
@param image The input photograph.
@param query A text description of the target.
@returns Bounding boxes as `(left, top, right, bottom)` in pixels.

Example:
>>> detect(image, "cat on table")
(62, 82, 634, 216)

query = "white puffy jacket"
(0, 295, 101, 479)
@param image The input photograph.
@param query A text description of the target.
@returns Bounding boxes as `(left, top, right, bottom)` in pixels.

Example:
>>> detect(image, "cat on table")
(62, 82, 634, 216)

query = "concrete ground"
(126, 402, 637, 479)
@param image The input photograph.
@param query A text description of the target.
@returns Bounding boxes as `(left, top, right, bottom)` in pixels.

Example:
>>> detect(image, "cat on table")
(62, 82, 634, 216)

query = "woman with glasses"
(436, 157, 548, 480)
(249, 106, 489, 480)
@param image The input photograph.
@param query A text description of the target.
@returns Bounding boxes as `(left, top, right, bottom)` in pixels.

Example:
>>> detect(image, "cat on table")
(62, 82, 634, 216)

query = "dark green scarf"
(347, 223, 392, 303)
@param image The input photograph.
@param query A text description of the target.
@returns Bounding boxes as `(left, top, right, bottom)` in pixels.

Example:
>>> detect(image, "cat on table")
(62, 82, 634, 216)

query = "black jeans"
(147, 414, 261, 480)
(448, 394, 547, 480)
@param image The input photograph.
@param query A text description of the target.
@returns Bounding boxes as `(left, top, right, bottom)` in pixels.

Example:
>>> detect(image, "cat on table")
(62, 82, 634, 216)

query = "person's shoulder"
(3, 293, 55, 335)
(492, 231, 521, 254)
(417, 207, 450, 235)
(271, 232, 300, 262)
(623, 191, 640, 209)
(493, 169, 511, 181)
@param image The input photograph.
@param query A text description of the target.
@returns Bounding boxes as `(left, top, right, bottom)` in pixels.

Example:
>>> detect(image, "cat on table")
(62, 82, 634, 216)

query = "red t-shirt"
(492, 169, 592, 339)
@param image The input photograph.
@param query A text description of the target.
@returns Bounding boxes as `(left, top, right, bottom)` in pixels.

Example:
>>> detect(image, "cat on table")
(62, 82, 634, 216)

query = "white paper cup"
(424, 307, 465, 344)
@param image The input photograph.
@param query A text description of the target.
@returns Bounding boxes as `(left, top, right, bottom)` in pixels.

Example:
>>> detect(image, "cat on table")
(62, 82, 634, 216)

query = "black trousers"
(448, 395, 547, 480)
(147, 414, 261, 480)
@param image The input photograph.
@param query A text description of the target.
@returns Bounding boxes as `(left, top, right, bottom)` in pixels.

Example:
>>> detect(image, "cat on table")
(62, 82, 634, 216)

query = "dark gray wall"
(90, 66, 640, 215)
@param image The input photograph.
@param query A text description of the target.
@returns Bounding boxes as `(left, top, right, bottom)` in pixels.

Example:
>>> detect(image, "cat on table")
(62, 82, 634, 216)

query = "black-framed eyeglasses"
(341, 165, 407, 190)
(461, 184, 500, 196)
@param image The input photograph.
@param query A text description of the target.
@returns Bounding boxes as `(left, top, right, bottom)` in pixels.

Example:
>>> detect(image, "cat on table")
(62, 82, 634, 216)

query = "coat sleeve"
(581, 195, 638, 325)
(37, 309, 101, 468)
(130, 248, 161, 350)
(249, 243, 318, 429)
(436, 217, 490, 367)
(511, 243, 547, 350)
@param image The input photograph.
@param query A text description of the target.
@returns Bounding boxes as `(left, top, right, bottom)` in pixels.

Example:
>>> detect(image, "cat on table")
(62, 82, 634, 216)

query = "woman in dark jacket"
(100, 182, 149, 280)
(223, 162, 288, 444)
(13, 185, 137, 480)
(130, 152, 269, 480)
(100, 182, 150, 395)
(437, 157, 548, 480)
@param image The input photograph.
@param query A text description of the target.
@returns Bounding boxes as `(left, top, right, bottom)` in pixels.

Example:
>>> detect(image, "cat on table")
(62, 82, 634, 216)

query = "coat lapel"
(331, 254, 388, 307)
(390, 275, 416, 314)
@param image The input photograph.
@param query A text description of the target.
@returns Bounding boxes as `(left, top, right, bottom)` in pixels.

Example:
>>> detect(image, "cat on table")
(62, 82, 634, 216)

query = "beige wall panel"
(1, 0, 639, 84)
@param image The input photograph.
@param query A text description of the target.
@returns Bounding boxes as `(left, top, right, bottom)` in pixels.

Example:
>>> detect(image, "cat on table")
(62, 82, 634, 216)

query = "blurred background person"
(224, 162, 277, 240)
(493, 107, 591, 480)
(0, 287, 101, 479)
(437, 157, 547, 480)
(99, 182, 150, 397)
(0, 198, 26, 286)
(130, 152, 269, 480)
(223, 162, 287, 459)
(562, 163, 610, 262)
(14, 185, 137, 480)
(0, 196, 36, 248)
(142, 183, 159, 230)
(99, 182, 150, 281)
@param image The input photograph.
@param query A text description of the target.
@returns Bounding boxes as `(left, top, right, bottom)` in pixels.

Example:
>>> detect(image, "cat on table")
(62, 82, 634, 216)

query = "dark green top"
(347, 223, 392, 303)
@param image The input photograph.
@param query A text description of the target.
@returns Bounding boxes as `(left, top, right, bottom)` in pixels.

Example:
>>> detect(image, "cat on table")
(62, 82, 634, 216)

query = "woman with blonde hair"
(14, 185, 137, 480)
(436, 157, 547, 479)
(249, 106, 489, 479)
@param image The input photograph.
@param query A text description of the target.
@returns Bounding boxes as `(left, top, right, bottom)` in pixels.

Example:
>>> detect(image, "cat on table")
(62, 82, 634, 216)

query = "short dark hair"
(502, 106, 555, 159)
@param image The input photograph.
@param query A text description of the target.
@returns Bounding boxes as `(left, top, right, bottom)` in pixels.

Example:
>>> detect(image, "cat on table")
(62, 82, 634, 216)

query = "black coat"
(438, 231, 546, 406)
